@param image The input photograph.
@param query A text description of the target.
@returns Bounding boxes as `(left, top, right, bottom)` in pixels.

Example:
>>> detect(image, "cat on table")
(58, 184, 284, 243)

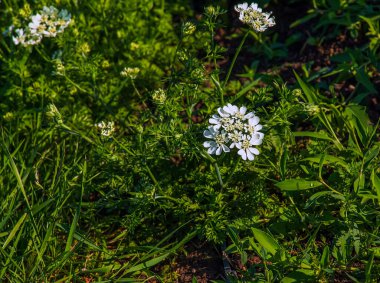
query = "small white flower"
(246, 116, 264, 140)
(234, 2, 275, 32)
(203, 126, 230, 155)
(11, 6, 71, 47)
(12, 29, 26, 45)
(236, 135, 262, 161)
(96, 121, 115, 137)
(228, 130, 243, 149)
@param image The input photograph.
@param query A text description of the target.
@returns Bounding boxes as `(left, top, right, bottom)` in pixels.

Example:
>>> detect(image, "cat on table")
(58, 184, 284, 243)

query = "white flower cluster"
(12, 6, 71, 47)
(234, 2, 275, 32)
(96, 121, 115, 137)
(203, 104, 264, 161)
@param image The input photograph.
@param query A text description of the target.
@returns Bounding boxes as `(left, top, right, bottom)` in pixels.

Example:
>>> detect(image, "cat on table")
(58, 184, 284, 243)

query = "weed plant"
(0, 0, 379, 282)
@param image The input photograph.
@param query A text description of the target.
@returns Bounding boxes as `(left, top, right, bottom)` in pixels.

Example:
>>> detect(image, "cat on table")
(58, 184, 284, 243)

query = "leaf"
(251, 228, 280, 256)
(294, 71, 318, 104)
(290, 13, 318, 28)
(57, 224, 104, 252)
(125, 252, 171, 274)
(293, 131, 333, 141)
(365, 251, 375, 283)
(279, 147, 288, 180)
(345, 104, 372, 145)
(355, 68, 377, 94)
(370, 170, 380, 205)
(227, 226, 247, 264)
(320, 246, 330, 268)
(302, 154, 349, 170)
(2, 213, 27, 249)
(281, 269, 315, 283)
(275, 179, 322, 191)
(363, 145, 380, 170)
(305, 191, 345, 208)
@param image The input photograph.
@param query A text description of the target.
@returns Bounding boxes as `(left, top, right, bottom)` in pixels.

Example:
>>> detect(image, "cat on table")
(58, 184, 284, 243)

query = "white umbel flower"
(204, 104, 264, 160)
(96, 121, 115, 137)
(203, 126, 230, 155)
(234, 2, 275, 32)
(10, 5, 71, 47)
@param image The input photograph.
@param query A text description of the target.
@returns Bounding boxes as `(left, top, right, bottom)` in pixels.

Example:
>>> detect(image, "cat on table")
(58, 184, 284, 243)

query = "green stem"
(320, 179, 343, 196)
(223, 30, 250, 88)
(224, 158, 240, 186)
(214, 162, 224, 189)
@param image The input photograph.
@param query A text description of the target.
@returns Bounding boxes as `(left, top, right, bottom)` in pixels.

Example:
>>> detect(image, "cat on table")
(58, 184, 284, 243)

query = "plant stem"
(214, 162, 224, 189)
(224, 158, 240, 186)
(223, 30, 250, 88)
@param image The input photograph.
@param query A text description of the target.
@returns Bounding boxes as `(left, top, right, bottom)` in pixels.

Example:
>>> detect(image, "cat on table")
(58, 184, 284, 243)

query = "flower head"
(120, 67, 140, 79)
(234, 2, 275, 32)
(96, 121, 115, 137)
(203, 126, 230, 155)
(152, 89, 167, 104)
(204, 104, 264, 160)
(10, 5, 71, 47)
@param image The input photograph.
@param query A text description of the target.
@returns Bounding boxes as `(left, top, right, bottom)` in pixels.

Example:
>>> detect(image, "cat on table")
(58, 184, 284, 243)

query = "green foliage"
(0, 0, 379, 282)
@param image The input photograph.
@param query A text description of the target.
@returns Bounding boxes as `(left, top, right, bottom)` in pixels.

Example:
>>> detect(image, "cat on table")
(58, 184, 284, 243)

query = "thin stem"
(214, 162, 224, 189)
(131, 79, 148, 109)
(320, 179, 343, 196)
(224, 158, 240, 186)
(223, 30, 250, 88)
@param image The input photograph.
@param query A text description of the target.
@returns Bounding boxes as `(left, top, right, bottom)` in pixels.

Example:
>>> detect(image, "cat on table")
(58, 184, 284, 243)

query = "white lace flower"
(236, 135, 262, 161)
(11, 6, 71, 47)
(234, 2, 275, 32)
(203, 126, 230, 155)
(204, 104, 264, 160)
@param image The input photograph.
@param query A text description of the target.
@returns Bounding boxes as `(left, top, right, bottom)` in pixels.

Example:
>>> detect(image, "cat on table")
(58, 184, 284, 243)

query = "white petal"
(238, 149, 247, 160)
(239, 106, 247, 115)
(255, 124, 263, 131)
(249, 116, 260, 126)
(256, 132, 264, 140)
(216, 147, 222, 155)
(247, 150, 254, 160)
(244, 112, 254, 119)
(250, 137, 263, 145)
(222, 144, 230, 152)
(203, 141, 212, 148)
(249, 147, 260, 155)
(218, 108, 229, 117)
(203, 129, 213, 138)
(250, 3, 258, 10)
(208, 147, 216, 155)
(209, 118, 219, 124)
